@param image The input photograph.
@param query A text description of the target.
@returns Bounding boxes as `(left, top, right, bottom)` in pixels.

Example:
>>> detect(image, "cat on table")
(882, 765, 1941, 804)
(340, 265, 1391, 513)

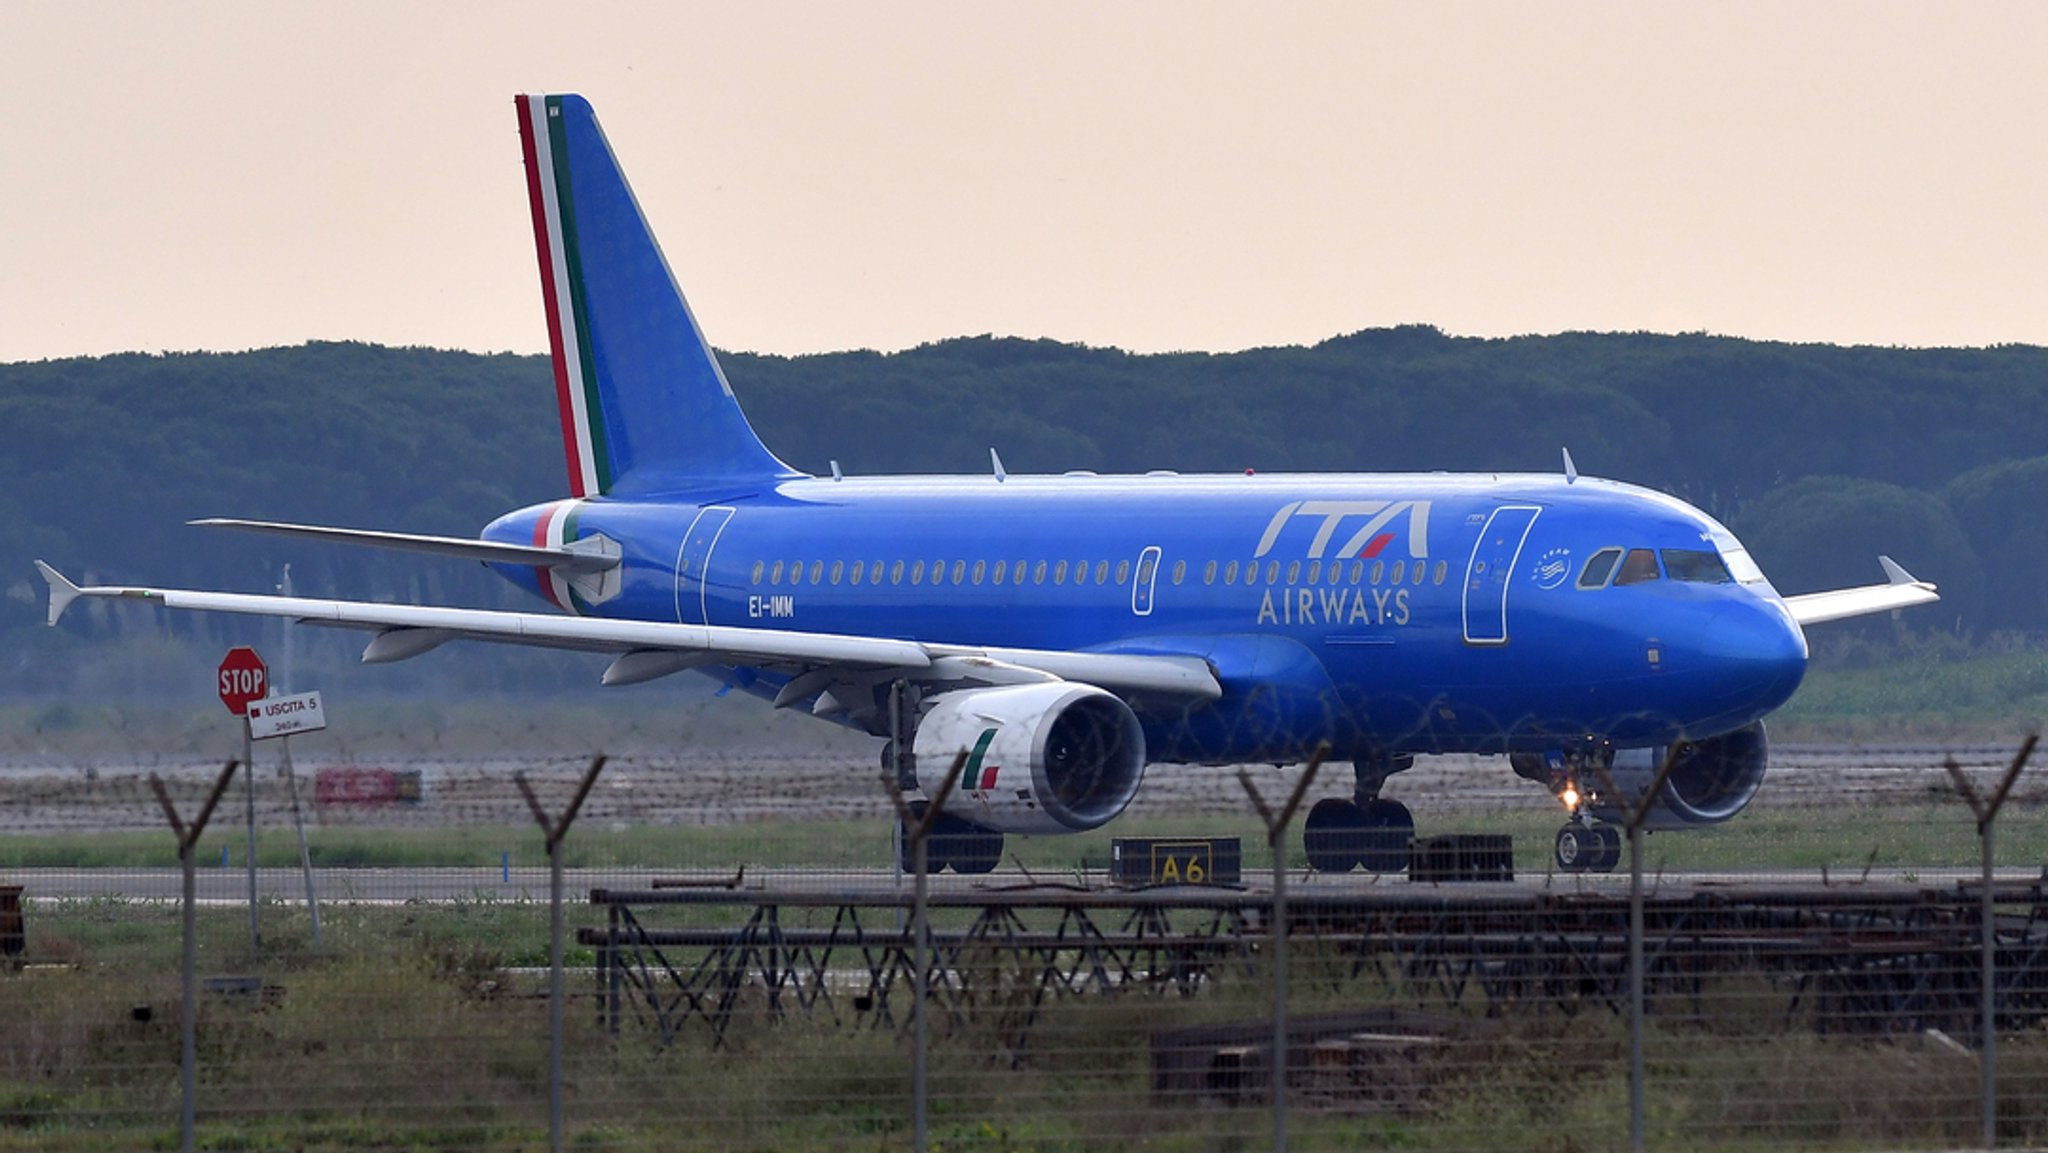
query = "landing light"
(1559, 786, 1581, 812)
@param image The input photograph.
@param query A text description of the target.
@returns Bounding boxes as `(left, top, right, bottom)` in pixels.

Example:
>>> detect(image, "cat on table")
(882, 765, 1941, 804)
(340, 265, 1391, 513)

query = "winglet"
(1878, 555, 1931, 589)
(35, 561, 82, 626)
(1562, 447, 1578, 484)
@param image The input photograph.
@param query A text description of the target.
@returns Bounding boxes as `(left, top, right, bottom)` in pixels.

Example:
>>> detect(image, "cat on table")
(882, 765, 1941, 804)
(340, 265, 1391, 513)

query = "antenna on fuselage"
(830, 460, 844, 482)
(990, 448, 1007, 483)
(1562, 447, 1579, 484)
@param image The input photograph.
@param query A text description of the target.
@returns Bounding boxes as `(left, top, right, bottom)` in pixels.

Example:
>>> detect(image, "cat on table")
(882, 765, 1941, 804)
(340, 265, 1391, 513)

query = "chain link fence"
(0, 707, 2044, 1151)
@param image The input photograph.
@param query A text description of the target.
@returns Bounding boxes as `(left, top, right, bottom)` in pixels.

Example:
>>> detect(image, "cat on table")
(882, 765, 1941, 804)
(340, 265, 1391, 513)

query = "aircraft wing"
(1780, 556, 1940, 626)
(33, 562, 1220, 703)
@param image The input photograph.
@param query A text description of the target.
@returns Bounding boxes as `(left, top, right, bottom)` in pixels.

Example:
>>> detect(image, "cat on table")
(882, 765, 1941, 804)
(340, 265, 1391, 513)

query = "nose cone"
(1700, 597, 1809, 717)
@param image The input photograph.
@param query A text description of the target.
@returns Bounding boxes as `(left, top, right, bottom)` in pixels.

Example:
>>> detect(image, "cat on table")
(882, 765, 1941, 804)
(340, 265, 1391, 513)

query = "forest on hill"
(4, 329, 2046, 700)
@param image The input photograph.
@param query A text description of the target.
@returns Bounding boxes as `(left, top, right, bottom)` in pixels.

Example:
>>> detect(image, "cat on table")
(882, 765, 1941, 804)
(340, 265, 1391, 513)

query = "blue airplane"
(37, 93, 1939, 875)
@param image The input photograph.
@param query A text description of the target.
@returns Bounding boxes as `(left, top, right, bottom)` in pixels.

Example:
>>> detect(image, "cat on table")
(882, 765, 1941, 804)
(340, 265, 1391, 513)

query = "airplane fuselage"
(484, 470, 1809, 764)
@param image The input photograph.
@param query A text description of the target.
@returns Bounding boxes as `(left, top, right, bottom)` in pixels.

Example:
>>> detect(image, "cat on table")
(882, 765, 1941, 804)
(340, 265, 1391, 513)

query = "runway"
(7, 863, 2040, 906)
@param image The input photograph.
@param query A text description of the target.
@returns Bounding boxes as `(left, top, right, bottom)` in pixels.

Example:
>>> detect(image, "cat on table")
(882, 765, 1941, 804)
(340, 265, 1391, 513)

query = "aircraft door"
(1462, 505, 1540, 645)
(1131, 546, 1162, 616)
(673, 506, 736, 625)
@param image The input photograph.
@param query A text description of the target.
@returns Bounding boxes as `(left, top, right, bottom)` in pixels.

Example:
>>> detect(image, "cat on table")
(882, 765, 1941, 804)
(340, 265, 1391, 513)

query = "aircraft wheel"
(898, 801, 934, 873)
(1554, 824, 1595, 872)
(1358, 798, 1415, 874)
(1593, 825, 1623, 873)
(926, 813, 985, 874)
(1303, 798, 1366, 873)
(953, 828, 1004, 875)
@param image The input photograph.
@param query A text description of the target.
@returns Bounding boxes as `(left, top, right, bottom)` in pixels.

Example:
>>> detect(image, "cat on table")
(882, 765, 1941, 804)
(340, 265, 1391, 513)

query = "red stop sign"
(217, 646, 269, 716)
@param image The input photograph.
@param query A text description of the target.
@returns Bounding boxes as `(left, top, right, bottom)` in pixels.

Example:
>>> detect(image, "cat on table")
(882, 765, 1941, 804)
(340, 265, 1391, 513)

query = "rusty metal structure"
(584, 872, 2048, 1045)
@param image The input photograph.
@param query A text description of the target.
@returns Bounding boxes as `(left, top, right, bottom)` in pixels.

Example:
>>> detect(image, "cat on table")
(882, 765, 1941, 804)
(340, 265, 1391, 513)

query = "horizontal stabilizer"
(1782, 555, 1940, 626)
(190, 518, 619, 574)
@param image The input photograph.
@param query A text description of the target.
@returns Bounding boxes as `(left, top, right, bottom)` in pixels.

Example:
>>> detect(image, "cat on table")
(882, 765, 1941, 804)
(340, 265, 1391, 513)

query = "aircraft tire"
(1303, 798, 1366, 873)
(1593, 825, 1623, 873)
(1554, 824, 1593, 871)
(953, 828, 1004, 875)
(1358, 798, 1414, 874)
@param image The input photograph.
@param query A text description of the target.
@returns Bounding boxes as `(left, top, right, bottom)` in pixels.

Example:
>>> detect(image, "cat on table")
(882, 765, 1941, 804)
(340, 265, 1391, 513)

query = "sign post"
(248, 692, 329, 943)
(218, 647, 268, 954)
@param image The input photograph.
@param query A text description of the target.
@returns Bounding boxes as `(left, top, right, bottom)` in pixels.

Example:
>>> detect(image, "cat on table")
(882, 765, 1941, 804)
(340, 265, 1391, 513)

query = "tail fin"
(516, 94, 798, 496)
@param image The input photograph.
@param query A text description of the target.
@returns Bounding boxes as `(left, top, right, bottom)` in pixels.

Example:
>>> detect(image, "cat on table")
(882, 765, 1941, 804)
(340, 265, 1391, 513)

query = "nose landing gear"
(1553, 821, 1620, 872)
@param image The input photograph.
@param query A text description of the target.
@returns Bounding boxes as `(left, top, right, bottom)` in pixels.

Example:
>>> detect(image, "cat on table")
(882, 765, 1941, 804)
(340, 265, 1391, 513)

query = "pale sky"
(6, 2, 2046, 363)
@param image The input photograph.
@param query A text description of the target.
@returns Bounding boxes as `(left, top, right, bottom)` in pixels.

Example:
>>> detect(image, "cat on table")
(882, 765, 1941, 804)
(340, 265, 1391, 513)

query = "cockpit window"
(1662, 548, 1733, 584)
(1577, 548, 1623, 589)
(1718, 545, 1766, 584)
(1613, 548, 1661, 586)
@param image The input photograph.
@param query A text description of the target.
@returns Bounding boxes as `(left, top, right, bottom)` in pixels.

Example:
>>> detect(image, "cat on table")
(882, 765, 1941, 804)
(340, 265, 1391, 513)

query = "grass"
(4, 895, 2044, 1151)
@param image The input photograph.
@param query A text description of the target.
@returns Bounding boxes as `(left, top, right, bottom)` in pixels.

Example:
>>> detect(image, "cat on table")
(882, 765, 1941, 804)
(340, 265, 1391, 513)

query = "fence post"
(1944, 734, 2034, 1151)
(515, 754, 609, 1153)
(1593, 745, 1683, 1153)
(881, 750, 968, 1153)
(1238, 744, 1327, 1153)
(243, 718, 259, 954)
(150, 761, 239, 1153)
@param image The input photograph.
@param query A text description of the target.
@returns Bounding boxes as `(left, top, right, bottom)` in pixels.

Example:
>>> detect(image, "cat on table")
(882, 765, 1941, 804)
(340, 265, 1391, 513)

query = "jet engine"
(912, 683, 1146, 835)
(1599, 721, 1770, 828)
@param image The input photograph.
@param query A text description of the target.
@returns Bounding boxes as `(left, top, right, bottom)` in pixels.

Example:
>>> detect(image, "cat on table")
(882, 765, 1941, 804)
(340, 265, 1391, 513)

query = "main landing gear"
(895, 800, 1004, 875)
(1303, 755, 1416, 873)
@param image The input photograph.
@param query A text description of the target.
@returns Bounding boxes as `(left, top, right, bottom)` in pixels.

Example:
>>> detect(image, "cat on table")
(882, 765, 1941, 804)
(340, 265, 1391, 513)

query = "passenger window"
(911, 561, 925, 585)
(1613, 548, 1661, 586)
(1370, 560, 1384, 585)
(1433, 560, 1448, 585)
(1173, 560, 1187, 585)
(751, 561, 765, 584)
(1349, 560, 1363, 584)
(830, 560, 844, 585)
(871, 561, 883, 585)
(1577, 548, 1623, 589)
(1223, 561, 1238, 584)
(891, 560, 904, 585)
(850, 560, 864, 584)
(809, 561, 824, 585)
(953, 560, 967, 585)
(1205, 561, 1218, 585)
(1265, 561, 1280, 584)
(770, 561, 784, 585)
(1034, 560, 1047, 584)
(972, 560, 986, 585)
(1307, 561, 1321, 584)
(991, 560, 1005, 585)
(1391, 560, 1406, 584)
(1116, 560, 1131, 584)
(1094, 561, 1109, 585)
(1055, 561, 1068, 585)
(1286, 561, 1301, 584)
(1663, 549, 1734, 583)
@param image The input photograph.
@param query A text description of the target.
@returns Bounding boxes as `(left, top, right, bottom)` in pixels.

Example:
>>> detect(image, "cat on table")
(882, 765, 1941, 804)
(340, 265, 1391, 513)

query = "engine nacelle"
(1597, 722, 1770, 829)
(912, 683, 1146, 835)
